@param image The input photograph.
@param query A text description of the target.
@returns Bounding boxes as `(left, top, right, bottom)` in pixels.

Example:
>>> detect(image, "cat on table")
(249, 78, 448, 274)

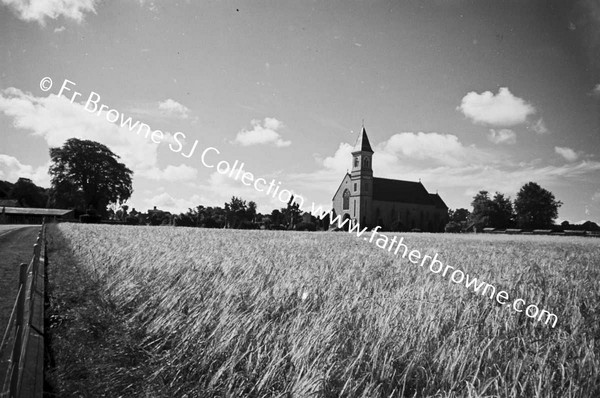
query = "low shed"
(0, 206, 74, 224)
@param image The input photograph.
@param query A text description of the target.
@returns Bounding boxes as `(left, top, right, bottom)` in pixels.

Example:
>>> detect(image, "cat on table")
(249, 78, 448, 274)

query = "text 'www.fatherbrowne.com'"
(314, 209, 559, 328)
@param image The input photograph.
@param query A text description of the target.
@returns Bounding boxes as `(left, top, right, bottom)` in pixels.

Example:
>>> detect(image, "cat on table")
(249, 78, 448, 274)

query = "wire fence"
(0, 222, 47, 398)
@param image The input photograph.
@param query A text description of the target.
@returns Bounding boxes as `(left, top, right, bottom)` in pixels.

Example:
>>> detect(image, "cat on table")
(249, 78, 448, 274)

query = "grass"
(44, 223, 600, 397)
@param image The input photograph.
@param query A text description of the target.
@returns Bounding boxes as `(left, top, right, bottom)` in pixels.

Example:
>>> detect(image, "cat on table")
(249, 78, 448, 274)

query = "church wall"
(332, 174, 352, 220)
(371, 200, 447, 232)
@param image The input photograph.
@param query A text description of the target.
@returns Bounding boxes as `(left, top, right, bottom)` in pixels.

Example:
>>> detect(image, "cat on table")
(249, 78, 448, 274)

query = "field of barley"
(45, 223, 600, 397)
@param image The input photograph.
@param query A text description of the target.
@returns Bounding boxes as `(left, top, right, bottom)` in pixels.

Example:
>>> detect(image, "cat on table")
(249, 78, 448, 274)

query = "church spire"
(352, 125, 374, 154)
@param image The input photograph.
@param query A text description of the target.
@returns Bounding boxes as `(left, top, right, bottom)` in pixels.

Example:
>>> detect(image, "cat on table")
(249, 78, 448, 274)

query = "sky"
(0, 0, 599, 224)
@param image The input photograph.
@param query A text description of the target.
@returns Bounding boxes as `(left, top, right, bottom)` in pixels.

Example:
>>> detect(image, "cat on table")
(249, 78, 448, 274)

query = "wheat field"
(45, 223, 600, 397)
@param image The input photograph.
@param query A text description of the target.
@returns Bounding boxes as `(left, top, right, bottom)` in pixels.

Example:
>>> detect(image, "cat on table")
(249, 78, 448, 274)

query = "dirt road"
(0, 225, 40, 332)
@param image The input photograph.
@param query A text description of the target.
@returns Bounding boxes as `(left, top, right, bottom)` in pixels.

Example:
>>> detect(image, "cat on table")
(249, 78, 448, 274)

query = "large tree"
(468, 191, 516, 229)
(49, 139, 133, 217)
(514, 182, 562, 229)
(469, 190, 494, 229)
(490, 192, 514, 229)
(448, 208, 470, 224)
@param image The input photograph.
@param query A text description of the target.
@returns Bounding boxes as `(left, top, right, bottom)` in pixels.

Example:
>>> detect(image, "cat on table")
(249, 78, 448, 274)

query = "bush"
(240, 221, 259, 229)
(202, 218, 220, 228)
(79, 214, 101, 223)
(445, 221, 462, 233)
(295, 222, 316, 231)
(125, 216, 140, 225)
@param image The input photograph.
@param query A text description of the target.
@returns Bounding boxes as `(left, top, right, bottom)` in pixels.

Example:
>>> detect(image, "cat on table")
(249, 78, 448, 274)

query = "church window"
(343, 189, 350, 210)
(353, 200, 356, 216)
(364, 157, 369, 169)
(354, 183, 357, 192)
(354, 157, 359, 167)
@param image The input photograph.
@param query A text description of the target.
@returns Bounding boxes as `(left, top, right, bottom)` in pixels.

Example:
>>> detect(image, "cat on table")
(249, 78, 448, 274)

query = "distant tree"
(514, 182, 562, 229)
(469, 191, 494, 229)
(247, 201, 257, 223)
(225, 196, 248, 228)
(490, 192, 514, 229)
(448, 208, 470, 224)
(174, 213, 195, 227)
(283, 195, 301, 229)
(321, 210, 330, 231)
(271, 209, 283, 227)
(49, 138, 133, 217)
(261, 215, 272, 229)
(581, 221, 600, 231)
(8, 177, 49, 207)
(121, 205, 129, 219)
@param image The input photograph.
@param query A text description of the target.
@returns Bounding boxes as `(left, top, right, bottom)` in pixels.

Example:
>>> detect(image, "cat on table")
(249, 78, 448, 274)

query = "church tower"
(350, 126, 374, 226)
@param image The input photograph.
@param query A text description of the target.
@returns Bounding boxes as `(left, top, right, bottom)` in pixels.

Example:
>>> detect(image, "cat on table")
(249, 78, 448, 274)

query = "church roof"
(429, 193, 448, 209)
(372, 177, 435, 205)
(352, 127, 374, 153)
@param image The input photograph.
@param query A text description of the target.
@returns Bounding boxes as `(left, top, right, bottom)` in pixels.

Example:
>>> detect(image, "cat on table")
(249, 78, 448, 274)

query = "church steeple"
(351, 126, 373, 178)
(352, 126, 374, 154)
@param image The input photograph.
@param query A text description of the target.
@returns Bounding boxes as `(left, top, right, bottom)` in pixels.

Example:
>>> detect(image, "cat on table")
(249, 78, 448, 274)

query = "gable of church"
(332, 173, 352, 201)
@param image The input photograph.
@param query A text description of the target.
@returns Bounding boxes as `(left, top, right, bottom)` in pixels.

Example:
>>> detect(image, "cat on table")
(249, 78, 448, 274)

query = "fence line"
(0, 222, 47, 398)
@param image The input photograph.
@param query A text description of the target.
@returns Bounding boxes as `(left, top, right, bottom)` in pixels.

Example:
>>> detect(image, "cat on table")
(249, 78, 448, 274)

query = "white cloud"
(0, 155, 50, 186)
(376, 132, 483, 167)
(53, 25, 65, 33)
(592, 191, 600, 202)
(457, 87, 536, 126)
(1, 0, 98, 25)
(531, 118, 549, 134)
(555, 146, 579, 162)
(488, 129, 516, 144)
(158, 99, 190, 119)
(232, 117, 291, 147)
(0, 87, 187, 181)
(593, 84, 600, 97)
(322, 143, 354, 173)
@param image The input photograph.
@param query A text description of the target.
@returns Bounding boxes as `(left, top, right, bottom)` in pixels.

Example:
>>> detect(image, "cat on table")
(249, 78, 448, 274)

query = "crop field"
(45, 223, 600, 397)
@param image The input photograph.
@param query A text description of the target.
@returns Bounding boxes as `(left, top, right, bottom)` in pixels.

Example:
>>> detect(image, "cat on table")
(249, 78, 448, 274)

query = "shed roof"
(0, 206, 74, 216)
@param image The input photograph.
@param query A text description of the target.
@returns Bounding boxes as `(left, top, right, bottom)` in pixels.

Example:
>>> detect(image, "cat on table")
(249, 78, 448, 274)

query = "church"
(332, 127, 448, 232)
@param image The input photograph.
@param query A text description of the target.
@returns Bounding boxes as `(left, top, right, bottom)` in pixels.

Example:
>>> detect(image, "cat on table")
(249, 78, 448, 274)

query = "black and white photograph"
(0, 0, 599, 397)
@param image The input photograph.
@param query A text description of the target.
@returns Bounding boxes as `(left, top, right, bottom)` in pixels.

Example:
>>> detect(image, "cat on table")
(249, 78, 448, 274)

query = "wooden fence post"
(9, 263, 28, 396)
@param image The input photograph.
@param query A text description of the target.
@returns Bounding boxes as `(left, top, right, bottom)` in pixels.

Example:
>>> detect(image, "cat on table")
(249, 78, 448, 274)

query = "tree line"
(3, 138, 595, 232)
(446, 182, 564, 231)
